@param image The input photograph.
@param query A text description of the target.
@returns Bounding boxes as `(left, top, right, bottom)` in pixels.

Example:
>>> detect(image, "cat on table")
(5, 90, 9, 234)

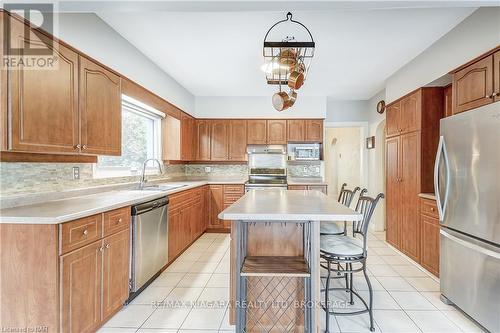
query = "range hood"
(247, 144, 287, 155)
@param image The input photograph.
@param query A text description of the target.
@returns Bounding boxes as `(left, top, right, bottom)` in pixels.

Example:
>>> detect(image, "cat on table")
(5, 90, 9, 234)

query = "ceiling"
(96, 5, 477, 99)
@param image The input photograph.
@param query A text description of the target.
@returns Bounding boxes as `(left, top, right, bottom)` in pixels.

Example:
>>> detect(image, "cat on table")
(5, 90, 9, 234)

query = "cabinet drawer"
(103, 207, 130, 237)
(224, 193, 243, 204)
(60, 214, 103, 254)
(420, 198, 439, 219)
(223, 184, 244, 194)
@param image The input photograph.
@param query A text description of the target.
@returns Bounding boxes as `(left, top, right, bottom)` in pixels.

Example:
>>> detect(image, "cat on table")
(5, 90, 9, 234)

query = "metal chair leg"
(325, 260, 332, 333)
(349, 263, 354, 305)
(363, 264, 375, 332)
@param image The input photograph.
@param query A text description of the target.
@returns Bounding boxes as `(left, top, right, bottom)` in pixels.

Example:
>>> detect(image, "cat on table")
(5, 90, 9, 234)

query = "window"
(95, 95, 164, 178)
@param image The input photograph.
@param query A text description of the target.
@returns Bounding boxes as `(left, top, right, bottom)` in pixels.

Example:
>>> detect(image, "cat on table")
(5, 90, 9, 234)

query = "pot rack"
(262, 12, 315, 87)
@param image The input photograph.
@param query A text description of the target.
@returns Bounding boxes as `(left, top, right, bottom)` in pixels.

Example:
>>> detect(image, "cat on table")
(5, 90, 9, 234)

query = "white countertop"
(218, 189, 362, 221)
(0, 178, 246, 224)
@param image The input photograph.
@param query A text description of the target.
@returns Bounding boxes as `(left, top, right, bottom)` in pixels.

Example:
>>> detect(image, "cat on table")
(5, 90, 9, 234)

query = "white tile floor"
(99, 231, 486, 333)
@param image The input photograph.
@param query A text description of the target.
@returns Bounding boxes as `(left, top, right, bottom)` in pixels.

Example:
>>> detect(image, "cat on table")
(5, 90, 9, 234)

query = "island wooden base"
(230, 221, 320, 332)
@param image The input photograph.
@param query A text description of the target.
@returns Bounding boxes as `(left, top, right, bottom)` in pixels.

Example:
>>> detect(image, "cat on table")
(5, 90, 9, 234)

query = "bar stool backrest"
(353, 190, 385, 253)
(337, 183, 361, 208)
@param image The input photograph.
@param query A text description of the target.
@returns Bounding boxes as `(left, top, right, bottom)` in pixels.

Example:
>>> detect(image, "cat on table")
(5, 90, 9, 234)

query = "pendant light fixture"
(262, 12, 315, 111)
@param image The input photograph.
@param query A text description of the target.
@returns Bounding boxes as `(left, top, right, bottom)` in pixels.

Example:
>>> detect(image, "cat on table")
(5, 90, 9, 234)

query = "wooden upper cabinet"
(304, 120, 323, 142)
(287, 120, 305, 141)
(228, 120, 247, 161)
(196, 120, 211, 161)
(102, 229, 130, 320)
(247, 120, 267, 144)
(386, 101, 401, 137)
(400, 91, 420, 134)
(210, 120, 229, 160)
(453, 55, 493, 114)
(494, 50, 500, 103)
(60, 240, 103, 333)
(79, 56, 121, 156)
(8, 18, 79, 154)
(180, 114, 193, 160)
(267, 120, 287, 144)
(443, 84, 453, 117)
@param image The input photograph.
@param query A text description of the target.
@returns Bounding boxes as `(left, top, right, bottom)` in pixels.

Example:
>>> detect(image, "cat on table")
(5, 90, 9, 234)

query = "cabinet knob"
(492, 92, 499, 97)
(105, 244, 110, 249)
(486, 94, 493, 98)
(83, 229, 88, 236)
(75, 144, 81, 149)
(117, 218, 122, 223)
(82, 145, 87, 149)
(430, 207, 435, 212)
(99, 246, 104, 252)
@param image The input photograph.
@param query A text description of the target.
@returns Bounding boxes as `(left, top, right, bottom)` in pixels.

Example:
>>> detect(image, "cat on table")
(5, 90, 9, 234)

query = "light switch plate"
(204, 166, 211, 173)
(72, 166, 80, 180)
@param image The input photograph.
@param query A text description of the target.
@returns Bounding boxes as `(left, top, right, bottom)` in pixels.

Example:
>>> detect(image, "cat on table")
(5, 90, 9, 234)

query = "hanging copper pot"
(272, 91, 292, 111)
(278, 48, 297, 69)
(288, 70, 304, 90)
(288, 90, 297, 107)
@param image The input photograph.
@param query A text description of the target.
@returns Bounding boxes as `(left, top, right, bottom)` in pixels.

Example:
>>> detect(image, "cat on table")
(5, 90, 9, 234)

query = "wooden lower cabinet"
(420, 197, 440, 277)
(61, 240, 103, 333)
(208, 185, 224, 230)
(168, 187, 205, 261)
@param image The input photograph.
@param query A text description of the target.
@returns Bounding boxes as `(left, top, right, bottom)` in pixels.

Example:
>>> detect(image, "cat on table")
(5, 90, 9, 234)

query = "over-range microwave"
(294, 145, 320, 160)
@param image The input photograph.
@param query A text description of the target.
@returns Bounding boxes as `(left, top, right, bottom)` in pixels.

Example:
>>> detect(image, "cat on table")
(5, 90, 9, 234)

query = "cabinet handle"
(486, 94, 493, 99)
(492, 92, 499, 97)
(83, 229, 88, 236)
(75, 144, 81, 149)
(105, 244, 110, 249)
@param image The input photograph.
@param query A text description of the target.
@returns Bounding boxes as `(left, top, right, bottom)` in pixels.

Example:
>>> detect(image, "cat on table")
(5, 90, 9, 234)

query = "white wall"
(385, 7, 500, 103)
(326, 98, 369, 122)
(56, 13, 195, 114)
(194, 96, 326, 118)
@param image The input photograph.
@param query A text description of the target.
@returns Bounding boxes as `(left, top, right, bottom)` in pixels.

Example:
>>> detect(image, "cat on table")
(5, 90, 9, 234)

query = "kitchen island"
(219, 189, 362, 333)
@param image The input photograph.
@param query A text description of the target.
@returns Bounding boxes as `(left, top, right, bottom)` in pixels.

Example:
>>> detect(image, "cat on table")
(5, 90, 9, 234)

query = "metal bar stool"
(320, 184, 361, 236)
(320, 191, 384, 333)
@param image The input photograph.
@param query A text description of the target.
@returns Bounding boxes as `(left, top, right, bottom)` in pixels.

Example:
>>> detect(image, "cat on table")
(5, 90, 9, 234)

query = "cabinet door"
(444, 85, 453, 117)
(420, 215, 440, 277)
(80, 56, 121, 156)
(287, 120, 305, 142)
(102, 229, 130, 320)
(400, 91, 420, 134)
(228, 120, 247, 161)
(168, 207, 181, 262)
(181, 114, 194, 160)
(61, 240, 103, 333)
(210, 120, 229, 161)
(196, 120, 211, 161)
(453, 55, 493, 114)
(208, 185, 224, 228)
(8, 19, 79, 153)
(304, 120, 323, 142)
(267, 120, 287, 144)
(385, 136, 400, 248)
(247, 120, 267, 144)
(400, 132, 420, 262)
(494, 50, 500, 103)
(386, 102, 401, 137)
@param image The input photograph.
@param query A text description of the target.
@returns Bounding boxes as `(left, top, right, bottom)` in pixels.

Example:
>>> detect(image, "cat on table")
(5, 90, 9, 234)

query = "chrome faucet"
(139, 158, 163, 189)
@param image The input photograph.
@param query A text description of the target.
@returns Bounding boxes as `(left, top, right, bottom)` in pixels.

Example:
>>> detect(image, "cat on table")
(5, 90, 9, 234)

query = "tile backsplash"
(0, 160, 321, 198)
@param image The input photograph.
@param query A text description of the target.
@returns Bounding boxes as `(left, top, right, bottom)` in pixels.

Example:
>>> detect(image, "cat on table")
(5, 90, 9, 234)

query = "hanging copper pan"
(288, 90, 297, 107)
(272, 91, 292, 111)
(288, 70, 304, 90)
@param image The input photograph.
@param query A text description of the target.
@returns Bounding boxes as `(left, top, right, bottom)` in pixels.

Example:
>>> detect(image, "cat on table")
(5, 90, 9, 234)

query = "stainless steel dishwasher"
(129, 196, 169, 301)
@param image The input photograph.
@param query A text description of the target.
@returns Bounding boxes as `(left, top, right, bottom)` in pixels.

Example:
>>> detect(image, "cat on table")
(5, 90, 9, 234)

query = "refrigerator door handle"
(440, 229, 500, 259)
(434, 136, 450, 221)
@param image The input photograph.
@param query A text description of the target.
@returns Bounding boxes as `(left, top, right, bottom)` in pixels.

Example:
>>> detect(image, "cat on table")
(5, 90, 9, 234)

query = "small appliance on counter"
(288, 143, 320, 160)
(245, 145, 288, 191)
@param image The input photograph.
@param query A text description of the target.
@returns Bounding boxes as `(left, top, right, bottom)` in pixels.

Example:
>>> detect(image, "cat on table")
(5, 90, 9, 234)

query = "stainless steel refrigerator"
(435, 102, 500, 333)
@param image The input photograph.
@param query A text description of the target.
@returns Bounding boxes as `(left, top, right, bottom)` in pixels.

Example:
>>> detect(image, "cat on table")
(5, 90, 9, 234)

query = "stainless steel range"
(245, 145, 288, 192)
